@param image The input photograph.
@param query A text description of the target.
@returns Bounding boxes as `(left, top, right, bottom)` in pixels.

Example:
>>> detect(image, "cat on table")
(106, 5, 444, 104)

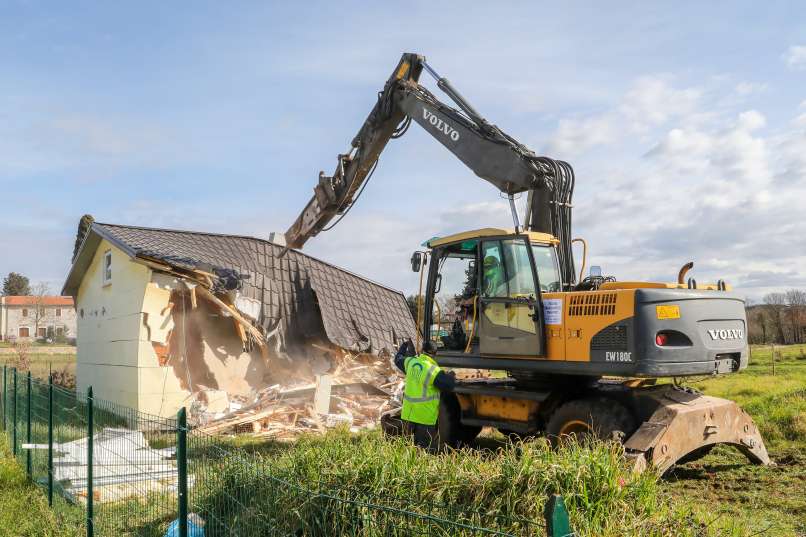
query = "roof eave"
(61, 223, 138, 298)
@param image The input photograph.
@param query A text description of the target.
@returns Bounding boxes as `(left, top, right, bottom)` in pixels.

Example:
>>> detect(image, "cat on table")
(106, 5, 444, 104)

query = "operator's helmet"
(483, 256, 500, 271)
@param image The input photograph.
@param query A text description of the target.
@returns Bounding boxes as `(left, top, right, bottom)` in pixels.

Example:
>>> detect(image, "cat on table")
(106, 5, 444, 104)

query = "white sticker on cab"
(543, 298, 563, 325)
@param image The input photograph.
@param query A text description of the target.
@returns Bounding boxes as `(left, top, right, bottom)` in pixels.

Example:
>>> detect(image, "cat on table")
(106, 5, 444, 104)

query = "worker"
(483, 255, 506, 297)
(394, 339, 456, 451)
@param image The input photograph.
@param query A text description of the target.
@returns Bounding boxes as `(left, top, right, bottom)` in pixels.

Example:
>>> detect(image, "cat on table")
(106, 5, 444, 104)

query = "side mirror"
(590, 265, 602, 278)
(411, 252, 423, 273)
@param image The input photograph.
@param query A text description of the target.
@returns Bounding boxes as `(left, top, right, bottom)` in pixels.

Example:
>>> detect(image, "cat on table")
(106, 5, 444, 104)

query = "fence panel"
(0, 371, 569, 537)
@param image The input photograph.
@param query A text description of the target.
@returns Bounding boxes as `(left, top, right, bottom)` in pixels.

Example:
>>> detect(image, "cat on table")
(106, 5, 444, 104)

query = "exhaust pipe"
(677, 261, 694, 285)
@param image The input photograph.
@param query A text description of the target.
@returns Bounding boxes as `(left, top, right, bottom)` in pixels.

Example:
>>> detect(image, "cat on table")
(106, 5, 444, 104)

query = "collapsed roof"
(64, 222, 416, 357)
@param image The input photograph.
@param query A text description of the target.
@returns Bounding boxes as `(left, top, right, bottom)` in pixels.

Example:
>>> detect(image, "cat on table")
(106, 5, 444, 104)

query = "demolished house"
(63, 222, 416, 435)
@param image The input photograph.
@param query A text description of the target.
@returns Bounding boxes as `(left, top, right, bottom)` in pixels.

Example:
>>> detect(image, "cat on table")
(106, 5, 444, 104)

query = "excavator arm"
(285, 53, 577, 286)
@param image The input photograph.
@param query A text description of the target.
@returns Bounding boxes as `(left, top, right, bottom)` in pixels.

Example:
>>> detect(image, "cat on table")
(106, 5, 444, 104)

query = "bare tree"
(30, 281, 51, 341)
(763, 292, 787, 344)
(785, 289, 806, 344)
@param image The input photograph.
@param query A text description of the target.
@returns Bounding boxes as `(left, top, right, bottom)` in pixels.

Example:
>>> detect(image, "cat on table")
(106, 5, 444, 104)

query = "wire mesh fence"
(0, 365, 570, 537)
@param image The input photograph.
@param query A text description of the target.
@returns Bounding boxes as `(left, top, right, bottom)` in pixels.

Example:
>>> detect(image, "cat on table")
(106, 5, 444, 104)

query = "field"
(0, 345, 803, 536)
(0, 352, 76, 380)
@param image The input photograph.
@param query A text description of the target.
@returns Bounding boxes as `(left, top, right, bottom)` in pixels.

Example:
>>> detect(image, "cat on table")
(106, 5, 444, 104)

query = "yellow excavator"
(284, 53, 770, 473)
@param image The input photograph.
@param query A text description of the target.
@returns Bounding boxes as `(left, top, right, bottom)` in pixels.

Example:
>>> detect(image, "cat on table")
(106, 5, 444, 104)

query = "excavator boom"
(285, 53, 576, 286)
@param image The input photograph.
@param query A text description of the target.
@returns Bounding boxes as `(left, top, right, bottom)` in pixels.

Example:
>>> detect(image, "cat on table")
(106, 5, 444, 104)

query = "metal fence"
(0, 365, 574, 537)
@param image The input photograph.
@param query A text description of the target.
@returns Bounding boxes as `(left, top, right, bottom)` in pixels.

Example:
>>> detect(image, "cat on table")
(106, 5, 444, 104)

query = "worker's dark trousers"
(403, 421, 439, 452)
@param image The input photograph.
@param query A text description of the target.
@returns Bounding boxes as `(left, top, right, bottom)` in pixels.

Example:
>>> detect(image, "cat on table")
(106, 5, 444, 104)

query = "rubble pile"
(193, 349, 403, 440)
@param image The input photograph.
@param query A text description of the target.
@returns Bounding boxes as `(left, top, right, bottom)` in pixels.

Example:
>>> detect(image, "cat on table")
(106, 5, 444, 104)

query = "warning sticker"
(656, 305, 681, 319)
(543, 298, 563, 325)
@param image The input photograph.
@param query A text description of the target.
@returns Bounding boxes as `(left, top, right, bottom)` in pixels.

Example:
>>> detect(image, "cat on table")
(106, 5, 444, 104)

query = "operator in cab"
(483, 255, 505, 296)
(394, 340, 456, 451)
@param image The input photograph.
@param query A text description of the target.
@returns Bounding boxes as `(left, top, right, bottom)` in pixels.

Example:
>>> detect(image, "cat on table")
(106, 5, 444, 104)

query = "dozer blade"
(623, 386, 771, 474)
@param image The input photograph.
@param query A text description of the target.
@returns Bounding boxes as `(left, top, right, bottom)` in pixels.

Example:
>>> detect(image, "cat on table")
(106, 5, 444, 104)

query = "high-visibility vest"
(401, 353, 441, 425)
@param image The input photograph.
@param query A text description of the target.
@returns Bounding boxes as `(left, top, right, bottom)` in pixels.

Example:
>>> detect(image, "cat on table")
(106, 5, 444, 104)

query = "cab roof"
(426, 228, 558, 248)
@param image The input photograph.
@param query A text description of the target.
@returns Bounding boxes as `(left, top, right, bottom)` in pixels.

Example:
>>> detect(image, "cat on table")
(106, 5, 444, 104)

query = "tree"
(73, 214, 95, 262)
(764, 292, 789, 344)
(30, 282, 51, 340)
(2, 272, 30, 296)
(785, 289, 806, 344)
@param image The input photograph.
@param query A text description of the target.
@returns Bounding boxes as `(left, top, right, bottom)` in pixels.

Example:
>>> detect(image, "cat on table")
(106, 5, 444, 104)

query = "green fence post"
(48, 373, 54, 507)
(12, 368, 17, 457)
(177, 407, 188, 537)
(26, 371, 32, 479)
(544, 495, 575, 537)
(87, 386, 94, 537)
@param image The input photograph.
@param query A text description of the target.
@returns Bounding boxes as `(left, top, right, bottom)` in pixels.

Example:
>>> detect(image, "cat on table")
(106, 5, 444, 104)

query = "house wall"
(76, 241, 271, 418)
(0, 304, 76, 341)
(76, 239, 151, 410)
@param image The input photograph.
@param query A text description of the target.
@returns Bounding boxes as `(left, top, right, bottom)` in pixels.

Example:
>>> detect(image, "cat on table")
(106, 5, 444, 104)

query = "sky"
(1, 1, 805, 301)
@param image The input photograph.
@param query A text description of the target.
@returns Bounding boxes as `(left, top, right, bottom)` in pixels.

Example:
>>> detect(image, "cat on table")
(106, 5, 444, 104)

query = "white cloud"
(545, 76, 702, 154)
(783, 45, 806, 70)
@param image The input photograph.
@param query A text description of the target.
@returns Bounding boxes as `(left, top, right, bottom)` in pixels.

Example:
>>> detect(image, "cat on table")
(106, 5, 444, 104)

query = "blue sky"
(1, 2, 805, 300)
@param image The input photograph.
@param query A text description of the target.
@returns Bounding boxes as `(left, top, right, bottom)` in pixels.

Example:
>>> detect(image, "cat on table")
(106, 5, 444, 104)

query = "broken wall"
(137, 272, 274, 417)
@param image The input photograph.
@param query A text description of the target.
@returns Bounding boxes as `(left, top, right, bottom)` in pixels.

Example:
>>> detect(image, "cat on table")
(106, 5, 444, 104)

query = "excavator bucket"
(623, 385, 771, 474)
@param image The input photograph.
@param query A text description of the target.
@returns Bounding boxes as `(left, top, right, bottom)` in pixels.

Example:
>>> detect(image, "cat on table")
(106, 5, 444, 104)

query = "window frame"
(102, 249, 112, 285)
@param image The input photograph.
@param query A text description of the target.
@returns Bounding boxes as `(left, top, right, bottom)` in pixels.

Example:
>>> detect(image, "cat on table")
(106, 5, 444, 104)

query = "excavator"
(284, 53, 770, 473)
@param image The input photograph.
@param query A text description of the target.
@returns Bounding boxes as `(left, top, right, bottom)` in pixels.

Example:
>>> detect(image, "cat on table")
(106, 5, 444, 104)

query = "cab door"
(478, 237, 546, 357)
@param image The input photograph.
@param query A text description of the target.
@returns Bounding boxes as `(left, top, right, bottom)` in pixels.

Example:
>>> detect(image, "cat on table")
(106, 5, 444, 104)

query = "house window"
(19, 327, 29, 338)
(22, 308, 28, 317)
(37, 327, 46, 338)
(39, 307, 45, 316)
(103, 250, 112, 285)
(56, 308, 61, 317)
(56, 327, 64, 336)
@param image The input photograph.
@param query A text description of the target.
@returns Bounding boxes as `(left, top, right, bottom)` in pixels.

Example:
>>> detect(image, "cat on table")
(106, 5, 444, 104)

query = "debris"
(194, 349, 402, 440)
(51, 428, 181, 504)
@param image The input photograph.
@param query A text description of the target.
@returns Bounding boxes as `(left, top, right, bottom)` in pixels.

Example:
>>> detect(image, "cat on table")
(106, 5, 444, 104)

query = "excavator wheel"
(546, 397, 637, 445)
(438, 393, 482, 448)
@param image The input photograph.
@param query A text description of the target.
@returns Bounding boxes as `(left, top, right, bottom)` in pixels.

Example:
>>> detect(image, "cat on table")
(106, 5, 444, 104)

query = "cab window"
(482, 239, 536, 298)
(531, 244, 561, 292)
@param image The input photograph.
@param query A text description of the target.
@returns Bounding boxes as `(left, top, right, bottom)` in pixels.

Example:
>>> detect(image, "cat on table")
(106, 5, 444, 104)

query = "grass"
(662, 344, 806, 536)
(0, 436, 83, 537)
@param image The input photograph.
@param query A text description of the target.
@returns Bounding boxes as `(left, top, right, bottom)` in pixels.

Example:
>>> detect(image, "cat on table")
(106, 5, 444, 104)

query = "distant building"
(0, 296, 76, 342)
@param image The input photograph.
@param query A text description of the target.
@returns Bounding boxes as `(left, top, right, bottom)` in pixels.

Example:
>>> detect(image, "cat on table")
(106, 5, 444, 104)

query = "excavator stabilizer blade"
(624, 386, 771, 474)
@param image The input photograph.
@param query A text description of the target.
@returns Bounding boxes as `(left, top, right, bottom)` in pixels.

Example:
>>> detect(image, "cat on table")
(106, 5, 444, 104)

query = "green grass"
(662, 344, 806, 536)
(0, 436, 83, 537)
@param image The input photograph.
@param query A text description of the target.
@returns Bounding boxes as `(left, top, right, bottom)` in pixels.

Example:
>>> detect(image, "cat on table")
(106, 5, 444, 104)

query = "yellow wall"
(75, 239, 150, 409)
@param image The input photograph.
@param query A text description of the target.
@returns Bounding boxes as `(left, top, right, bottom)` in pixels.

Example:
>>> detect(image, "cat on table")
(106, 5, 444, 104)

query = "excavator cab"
(415, 228, 561, 361)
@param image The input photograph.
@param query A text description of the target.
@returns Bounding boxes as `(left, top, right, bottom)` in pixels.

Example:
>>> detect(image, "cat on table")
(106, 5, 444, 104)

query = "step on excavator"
(284, 53, 770, 473)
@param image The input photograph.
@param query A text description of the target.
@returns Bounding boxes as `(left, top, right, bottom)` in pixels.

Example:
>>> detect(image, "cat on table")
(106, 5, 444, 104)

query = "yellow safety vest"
(401, 353, 441, 425)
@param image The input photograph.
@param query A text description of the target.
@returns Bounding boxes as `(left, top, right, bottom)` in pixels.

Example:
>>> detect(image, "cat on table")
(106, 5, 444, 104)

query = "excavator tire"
(546, 397, 637, 445)
(438, 393, 482, 448)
